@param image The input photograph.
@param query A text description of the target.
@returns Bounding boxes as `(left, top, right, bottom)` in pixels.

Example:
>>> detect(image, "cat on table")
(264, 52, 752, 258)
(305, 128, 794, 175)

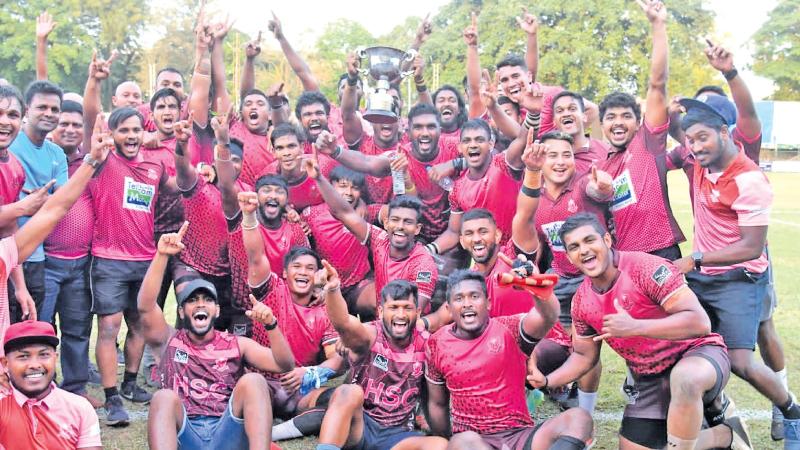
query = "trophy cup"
(356, 46, 418, 124)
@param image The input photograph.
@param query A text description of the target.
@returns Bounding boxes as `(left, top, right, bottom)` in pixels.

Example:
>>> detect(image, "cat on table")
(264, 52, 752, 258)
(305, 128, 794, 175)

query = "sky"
(200, 0, 777, 99)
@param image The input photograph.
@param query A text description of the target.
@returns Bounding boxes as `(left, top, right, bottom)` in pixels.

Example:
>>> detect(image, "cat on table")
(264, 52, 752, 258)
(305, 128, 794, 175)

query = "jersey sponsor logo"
(123, 176, 156, 212)
(416, 271, 432, 283)
(610, 169, 638, 212)
(488, 337, 501, 353)
(651, 265, 671, 286)
(567, 198, 578, 213)
(174, 349, 189, 364)
(372, 354, 389, 372)
(541, 220, 566, 252)
(412, 361, 423, 378)
(232, 324, 248, 336)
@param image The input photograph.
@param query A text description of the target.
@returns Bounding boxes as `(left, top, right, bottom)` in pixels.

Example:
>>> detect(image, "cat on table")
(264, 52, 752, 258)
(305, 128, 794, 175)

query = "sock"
(578, 389, 598, 414)
(550, 435, 587, 450)
(104, 386, 119, 401)
(779, 396, 800, 419)
(315, 445, 340, 450)
(272, 420, 304, 441)
(778, 368, 789, 391)
(666, 434, 698, 450)
(123, 371, 137, 384)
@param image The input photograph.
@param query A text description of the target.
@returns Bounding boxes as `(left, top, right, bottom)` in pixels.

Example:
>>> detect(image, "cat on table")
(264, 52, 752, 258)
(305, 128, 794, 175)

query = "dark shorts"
(265, 377, 303, 420)
(350, 413, 421, 450)
(760, 252, 777, 322)
(479, 423, 541, 450)
(550, 272, 583, 327)
(620, 344, 730, 448)
(89, 257, 150, 315)
(687, 268, 767, 350)
(532, 338, 571, 376)
(341, 274, 374, 314)
(649, 244, 682, 261)
(178, 396, 247, 449)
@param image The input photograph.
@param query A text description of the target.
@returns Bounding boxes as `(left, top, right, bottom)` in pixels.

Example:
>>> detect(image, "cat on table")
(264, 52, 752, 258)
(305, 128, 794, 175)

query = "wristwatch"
(83, 153, 101, 169)
(691, 251, 703, 271)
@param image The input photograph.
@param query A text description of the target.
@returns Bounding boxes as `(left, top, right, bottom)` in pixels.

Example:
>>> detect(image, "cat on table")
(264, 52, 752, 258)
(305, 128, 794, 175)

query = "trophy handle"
(403, 49, 418, 62)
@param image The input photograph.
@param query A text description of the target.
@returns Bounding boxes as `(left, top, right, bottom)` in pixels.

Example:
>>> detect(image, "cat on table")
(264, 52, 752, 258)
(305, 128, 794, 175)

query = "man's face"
(156, 71, 185, 99)
(231, 155, 243, 179)
(283, 254, 318, 296)
(337, 77, 363, 103)
(112, 82, 143, 108)
(26, 93, 61, 134)
(113, 115, 144, 159)
(0, 97, 23, 150)
(242, 94, 269, 133)
(178, 293, 218, 337)
(460, 218, 500, 264)
(51, 111, 84, 152)
(153, 95, 180, 137)
(299, 103, 329, 141)
(553, 96, 586, 137)
(601, 107, 639, 150)
(448, 279, 490, 334)
(333, 178, 362, 205)
(273, 134, 303, 173)
(496, 65, 528, 103)
(384, 207, 421, 251)
(435, 89, 460, 129)
(685, 123, 727, 169)
(409, 113, 440, 161)
(372, 120, 400, 149)
(3, 344, 57, 398)
(542, 139, 575, 186)
(379, 295, 418, 341)
(500, 103, 520, 123)
(257, 183, 288, 221)
(563, 224, 614, 279)
(459, 127, 493, 170)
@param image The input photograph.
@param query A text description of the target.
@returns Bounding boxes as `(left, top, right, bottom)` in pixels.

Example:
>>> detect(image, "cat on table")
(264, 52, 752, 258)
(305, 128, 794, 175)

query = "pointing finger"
(107, 50, 119, 65)
(177, 220, 190, 240)
(249, 294, 259, 307)
(634, 0, 648, 11)
(471, 11, 477, 28)
(91, 49, 97, 63)
(497, 252, 516, 267)
(42, 179, 56, 192)
(256, 30, 262, 43)
(614, 297, 625, 313)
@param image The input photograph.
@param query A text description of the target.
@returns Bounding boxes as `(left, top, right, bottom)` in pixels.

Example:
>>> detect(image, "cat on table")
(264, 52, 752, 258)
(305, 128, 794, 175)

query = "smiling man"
(433, 85, 468, 147)
(551, 91, 608, 176)
(230, 89, 276, 186)
(0, 320, 102, 450)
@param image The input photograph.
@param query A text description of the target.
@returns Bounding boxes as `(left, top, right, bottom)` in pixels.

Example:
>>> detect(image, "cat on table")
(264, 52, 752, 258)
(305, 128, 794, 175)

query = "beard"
(181, 313, 216, 337)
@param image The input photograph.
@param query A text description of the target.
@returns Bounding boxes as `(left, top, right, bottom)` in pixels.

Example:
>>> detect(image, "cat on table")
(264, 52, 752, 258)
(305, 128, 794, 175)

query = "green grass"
(85, 171, 799, 449)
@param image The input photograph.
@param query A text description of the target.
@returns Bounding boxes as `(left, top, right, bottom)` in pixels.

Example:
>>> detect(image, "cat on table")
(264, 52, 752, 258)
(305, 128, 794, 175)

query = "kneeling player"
(532, 213, 749, 449)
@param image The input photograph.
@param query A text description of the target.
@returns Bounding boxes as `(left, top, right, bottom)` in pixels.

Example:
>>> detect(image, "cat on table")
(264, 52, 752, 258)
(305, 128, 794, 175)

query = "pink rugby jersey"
(44, 154, 94, 259)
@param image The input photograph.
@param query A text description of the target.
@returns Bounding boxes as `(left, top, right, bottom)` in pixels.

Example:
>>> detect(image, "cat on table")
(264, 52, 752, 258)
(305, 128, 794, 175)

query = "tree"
(752, 0, 800, 100)
(313, 19, 375, 100)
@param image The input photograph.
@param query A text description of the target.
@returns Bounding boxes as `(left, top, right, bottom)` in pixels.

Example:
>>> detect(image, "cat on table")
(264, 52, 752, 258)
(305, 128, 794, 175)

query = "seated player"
(314, 268, 448, 450)
(426, 270, 593, 449)
(533, 212, 749, 449)
(1, 321, 102, 450)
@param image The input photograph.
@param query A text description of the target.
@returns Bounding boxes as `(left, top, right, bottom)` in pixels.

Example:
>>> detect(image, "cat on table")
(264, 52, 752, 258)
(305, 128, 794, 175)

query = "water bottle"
(525, 388, 544, 415)
(426, 166, 453, 192)
(391, 152, 406, 195)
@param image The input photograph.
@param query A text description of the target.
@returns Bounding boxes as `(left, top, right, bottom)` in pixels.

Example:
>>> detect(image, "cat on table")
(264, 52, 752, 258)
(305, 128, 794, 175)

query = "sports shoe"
(773, 404, 786, 441)
(78, 391, 104, 409)
(88, 363, 101, 385)
(104, 394, 130, 427)
(724, 415, 753, 450)
(120, 380, 152, 404)
(116, 346, 124, 366)
(785, 417, 800, 450)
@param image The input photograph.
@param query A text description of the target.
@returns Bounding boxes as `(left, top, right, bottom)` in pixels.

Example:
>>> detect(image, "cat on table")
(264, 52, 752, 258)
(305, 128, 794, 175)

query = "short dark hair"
(270, 122, 304, 147)
(407, 102, 440, 124)
(446, 270, 487, 302)
(149, 87, 182, 111)
(680, 109, 726, 133)
(433, 84, 467, 127)
(599, 92, 641, 123)
(460, 118, 492, 140)
(283, 246, 321, 270)
(295, 91, 331, 119)
(240, 89, 269, 111)
(255, 174, 289, 193)
(497, 95, 520, 115)
(60, 100, 83, 116)
(329, 165, 366, 190)
(108, 107, 144, 130)
(157, 67, 184, 79)
(387, 195, 423, 222)
(380, 280, 418, 306)
(24, 80, 63, 107)
(0, 84, 26, 115)
(496, 54, 527, 71)
(539, 130, 574, 146)
(551, 90, 585, 112)
(338, 73, 363, 88)
(694, 85, 727, 99)
(461, 208, 496, 228)
(558, 212, 607, 245)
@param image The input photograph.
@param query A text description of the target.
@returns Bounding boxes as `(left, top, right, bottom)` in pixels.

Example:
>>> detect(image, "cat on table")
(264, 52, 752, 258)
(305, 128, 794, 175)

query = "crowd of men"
(0, 1, 797, 449)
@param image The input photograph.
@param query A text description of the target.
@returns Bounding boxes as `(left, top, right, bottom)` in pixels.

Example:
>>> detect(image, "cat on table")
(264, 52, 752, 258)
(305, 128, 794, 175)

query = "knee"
(97, 318, 121, 340)
(561, 407, 594, 437)
(670, 367, 705, 401)
(729, 352, 754, 380)
(447, 431, 485, 450)
(150, 389, 181, 411)
(237, 372, 269, 393)
(330, 384, 364, 409)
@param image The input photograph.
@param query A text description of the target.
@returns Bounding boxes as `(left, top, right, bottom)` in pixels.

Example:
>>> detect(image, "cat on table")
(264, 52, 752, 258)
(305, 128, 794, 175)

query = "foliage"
(752, 0, 800, 100)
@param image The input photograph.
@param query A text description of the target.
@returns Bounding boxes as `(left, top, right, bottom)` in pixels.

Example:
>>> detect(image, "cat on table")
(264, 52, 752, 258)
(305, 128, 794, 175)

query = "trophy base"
(363, 109, 399, 124)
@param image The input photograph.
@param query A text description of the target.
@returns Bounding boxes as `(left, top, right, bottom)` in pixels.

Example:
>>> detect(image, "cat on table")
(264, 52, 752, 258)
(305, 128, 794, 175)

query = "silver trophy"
(356, 46, 418, 124)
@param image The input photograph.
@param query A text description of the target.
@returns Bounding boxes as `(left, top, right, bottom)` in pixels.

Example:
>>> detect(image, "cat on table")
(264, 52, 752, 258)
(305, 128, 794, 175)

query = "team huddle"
(0, 1, 796, 449)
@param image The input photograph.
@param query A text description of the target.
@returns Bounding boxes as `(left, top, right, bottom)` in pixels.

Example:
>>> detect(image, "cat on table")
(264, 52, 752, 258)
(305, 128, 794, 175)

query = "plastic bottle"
(391, 152, 406, 195)
(426, 166, 453, 192)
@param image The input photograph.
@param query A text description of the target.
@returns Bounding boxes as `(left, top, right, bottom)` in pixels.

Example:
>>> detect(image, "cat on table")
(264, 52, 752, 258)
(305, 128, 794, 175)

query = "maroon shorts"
(265, 377, 302, 419)
(341, 274, 374, 313)
(479, 423, 541, 450)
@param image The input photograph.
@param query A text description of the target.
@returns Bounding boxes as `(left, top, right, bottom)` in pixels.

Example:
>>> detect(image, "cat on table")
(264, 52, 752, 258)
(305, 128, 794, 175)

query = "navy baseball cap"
(679, 94, 737, 127)
(176, 279, 218, 305)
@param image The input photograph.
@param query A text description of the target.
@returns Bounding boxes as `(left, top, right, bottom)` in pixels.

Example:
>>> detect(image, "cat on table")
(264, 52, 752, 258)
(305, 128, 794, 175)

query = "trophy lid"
(357, 46, 415, 81)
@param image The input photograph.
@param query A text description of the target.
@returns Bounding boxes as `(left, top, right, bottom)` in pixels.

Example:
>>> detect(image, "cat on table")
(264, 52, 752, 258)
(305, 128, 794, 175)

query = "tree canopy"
(752, 0, 800, 100)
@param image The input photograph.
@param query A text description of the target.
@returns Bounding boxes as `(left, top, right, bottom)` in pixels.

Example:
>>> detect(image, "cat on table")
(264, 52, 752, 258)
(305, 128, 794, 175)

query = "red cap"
(3, 320, 59, 354)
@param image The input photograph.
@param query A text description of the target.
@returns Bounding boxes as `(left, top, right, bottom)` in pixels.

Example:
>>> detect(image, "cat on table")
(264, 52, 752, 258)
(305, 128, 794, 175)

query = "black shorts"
(90, 257, 150, 315)
(550, 272, 583, 327)
(350, 414, 421, 450)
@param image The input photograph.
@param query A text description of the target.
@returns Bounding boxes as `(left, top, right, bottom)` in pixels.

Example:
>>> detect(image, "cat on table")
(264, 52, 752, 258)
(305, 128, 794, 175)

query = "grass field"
(84, 171, 800, 449)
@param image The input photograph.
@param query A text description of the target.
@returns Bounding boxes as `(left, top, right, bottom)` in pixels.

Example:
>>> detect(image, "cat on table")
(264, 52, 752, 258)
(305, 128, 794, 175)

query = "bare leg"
(317, 384, 365, 448)
(530, 407, 593, 448)
(667, 356, 731, 448)
(758, 317, 786, 372)
(391, 436, 448, 450)
(147, 389, 184, 450)
(729, 348, 791, 404)
(230, 372, 272, 449)
(96, 312, 123, 389)
(122, 308, 145, 376)
(447, 431, 491, 450)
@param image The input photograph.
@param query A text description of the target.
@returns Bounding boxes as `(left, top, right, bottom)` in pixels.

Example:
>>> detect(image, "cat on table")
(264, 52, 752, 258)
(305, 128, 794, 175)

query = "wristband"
(453, 157, 466, 173)
(421, 317, 430, 331)
(521, 185, 541, 198)
(426, 242, 440, 255)
(416, 84, 428, 93)
(242, 212, 258, 230)
(523, 167, 542, 189)
(268, 98, 287, 109)
(264, 319, 278, 330)
(524, 112, 541, 130)
(332, 145, 343, 160)
(723, 68, 738, 81)
(347, 76, 359, 86)
(543, 376, 549, 389)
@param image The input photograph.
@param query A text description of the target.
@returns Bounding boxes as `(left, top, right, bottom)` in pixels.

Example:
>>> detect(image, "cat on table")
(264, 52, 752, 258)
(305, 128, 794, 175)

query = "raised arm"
(316, 131, 391, 177)
(483, 70, 521, 139)
(426, 378, 451, 437)
(0, 184, 50, 231)
(639, 0, 669, 128)
(209, 17, 234, 115)
(35, 12, 56, 80)
(517, 7, 540, 84)
(512, 130, 543, 253)
(240, 31, 262, 99)
(463, 12, 484, 118)
(188, 18, 213, 128)
(268, 11, 319, 92)
(585, 165, 615, 201)
(239, 191, 271, 285)
(210, 107, 239, 218)
(319, 260, 373, 355)
(528, 330, 601, 390)
(240, 294, 295, 373)
(705, 40, 761, 139)
(519, 290, 559, 342)
(342, 54, 364, 146)
(137, 225, 188, 349)
(81, 50, 117, 149)
(173, 113, 197, 190)
(412, 53, 433, 106)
